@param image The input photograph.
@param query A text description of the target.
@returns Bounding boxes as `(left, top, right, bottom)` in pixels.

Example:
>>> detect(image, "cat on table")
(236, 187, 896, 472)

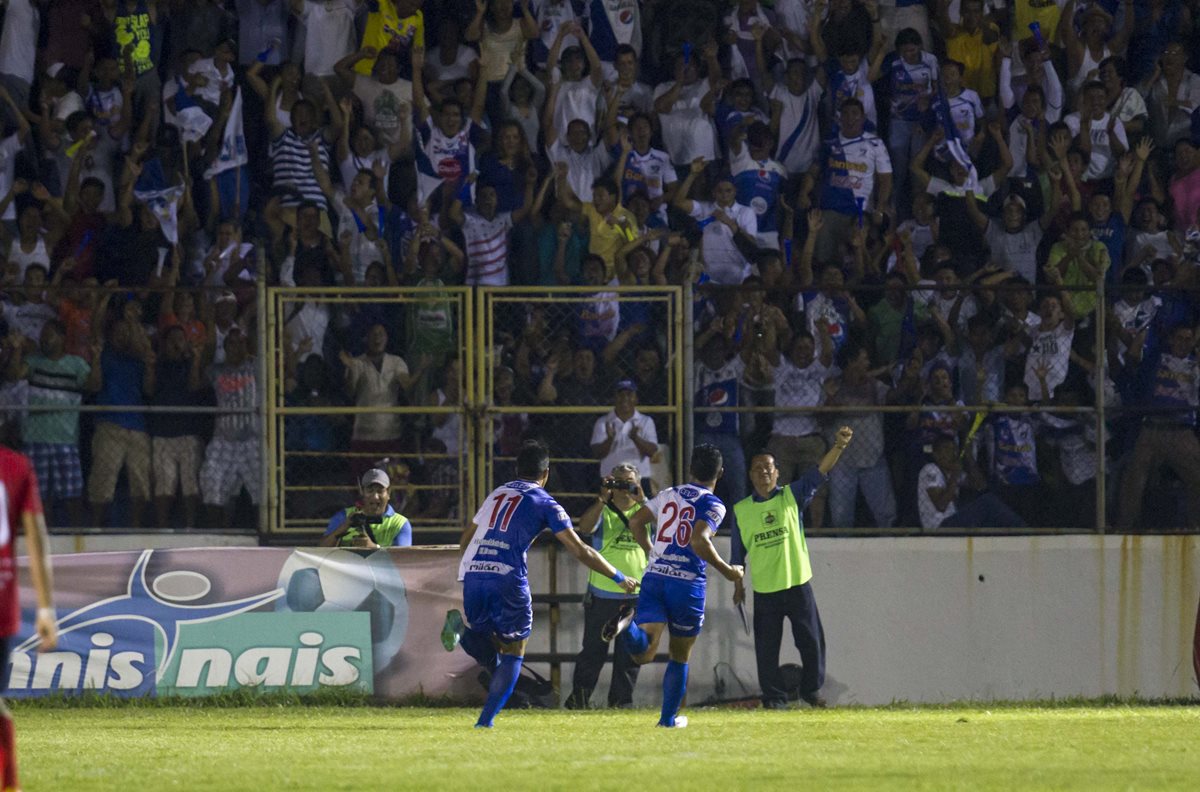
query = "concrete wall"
(23, 533, 1200, 705)
(532, 535, 1200, 706)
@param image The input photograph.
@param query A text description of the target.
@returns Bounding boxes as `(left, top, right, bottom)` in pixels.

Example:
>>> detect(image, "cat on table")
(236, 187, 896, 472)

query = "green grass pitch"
(13, 704, 1200, 790)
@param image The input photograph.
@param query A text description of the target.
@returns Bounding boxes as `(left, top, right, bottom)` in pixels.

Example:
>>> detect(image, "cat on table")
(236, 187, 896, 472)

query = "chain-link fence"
(687, 274, 1200, 533)
(478, 287, 685, 519)
(16, 273, 1197, 536)
(266, 287, 473, 543)
(0, 282, 264, 531)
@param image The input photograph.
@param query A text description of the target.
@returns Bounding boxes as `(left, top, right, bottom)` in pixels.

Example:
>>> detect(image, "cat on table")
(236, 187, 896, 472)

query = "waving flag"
(204, 87, 248, 180)
(931, 86, 971, 168)
(133, 184, 186, 244)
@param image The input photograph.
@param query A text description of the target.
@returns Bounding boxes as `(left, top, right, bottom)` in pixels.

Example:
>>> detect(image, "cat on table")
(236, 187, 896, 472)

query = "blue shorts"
(634, 574, 706, 637)
(463, 574, 533, 642)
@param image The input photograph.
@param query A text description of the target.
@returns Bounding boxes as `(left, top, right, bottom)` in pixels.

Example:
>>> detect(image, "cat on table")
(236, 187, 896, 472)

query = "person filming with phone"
(320, 467, 413, 548)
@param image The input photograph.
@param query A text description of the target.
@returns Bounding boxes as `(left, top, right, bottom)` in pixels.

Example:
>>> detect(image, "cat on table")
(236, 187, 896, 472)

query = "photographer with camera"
(320, 467, 413, 548)
(564, 463, 649, 709)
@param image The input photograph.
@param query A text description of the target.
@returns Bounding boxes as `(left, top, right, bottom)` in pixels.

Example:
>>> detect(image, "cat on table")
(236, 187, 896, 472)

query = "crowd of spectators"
(1, 0, 1199, 533)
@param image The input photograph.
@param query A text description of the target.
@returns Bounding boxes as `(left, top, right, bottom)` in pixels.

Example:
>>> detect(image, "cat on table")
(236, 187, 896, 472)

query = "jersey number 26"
(656, 502, 694, 547)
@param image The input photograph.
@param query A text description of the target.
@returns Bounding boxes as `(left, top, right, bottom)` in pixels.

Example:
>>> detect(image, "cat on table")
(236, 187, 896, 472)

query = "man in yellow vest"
(565, 463, 649, 709)
(730, 426, 853, 709)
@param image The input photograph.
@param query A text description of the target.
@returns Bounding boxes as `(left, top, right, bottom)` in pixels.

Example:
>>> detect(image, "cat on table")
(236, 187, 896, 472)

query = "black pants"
(754, 583, 825, 705)
(567, 593, 640, 708)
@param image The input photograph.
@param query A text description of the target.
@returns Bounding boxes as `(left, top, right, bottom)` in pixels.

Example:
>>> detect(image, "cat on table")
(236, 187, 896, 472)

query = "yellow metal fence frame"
(262, 286, 685, 541)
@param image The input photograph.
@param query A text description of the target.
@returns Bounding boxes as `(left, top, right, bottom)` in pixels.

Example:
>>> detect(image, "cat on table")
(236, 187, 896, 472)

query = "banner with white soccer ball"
(10, 547, 480, 701)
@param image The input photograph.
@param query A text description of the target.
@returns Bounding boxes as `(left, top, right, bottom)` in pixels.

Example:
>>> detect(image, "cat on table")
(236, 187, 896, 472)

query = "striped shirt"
(269, 129, 331, 210)
(463, 210, 513, 286)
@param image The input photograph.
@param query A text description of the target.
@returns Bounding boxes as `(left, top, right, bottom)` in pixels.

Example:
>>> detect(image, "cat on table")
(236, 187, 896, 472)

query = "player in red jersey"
(0, 443, 56, 791)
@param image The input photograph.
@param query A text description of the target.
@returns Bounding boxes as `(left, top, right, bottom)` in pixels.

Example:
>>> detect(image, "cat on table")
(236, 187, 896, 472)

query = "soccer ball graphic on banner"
(275, 549, 409, 672)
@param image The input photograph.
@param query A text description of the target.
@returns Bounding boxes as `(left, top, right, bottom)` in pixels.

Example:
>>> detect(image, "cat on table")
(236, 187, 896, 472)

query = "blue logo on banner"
(9, 550, 283, 697)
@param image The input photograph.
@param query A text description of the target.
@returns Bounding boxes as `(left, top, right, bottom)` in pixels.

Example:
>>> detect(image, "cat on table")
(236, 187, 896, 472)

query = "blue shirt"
(643, 483, 726, 587)
(477, 154, 526, 214)
(461, 480, 573, 581)
(1090, 213, 1126, 287)
(97, 349, 147, 432)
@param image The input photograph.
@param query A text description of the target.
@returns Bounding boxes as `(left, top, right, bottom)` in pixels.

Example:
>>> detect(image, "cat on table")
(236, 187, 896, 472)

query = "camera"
(349, 511, 382, 542)
(603, 477, 639, 494)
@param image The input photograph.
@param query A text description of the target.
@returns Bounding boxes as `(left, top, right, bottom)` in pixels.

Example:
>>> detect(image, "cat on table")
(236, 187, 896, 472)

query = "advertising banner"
(9, 548, 480, 701)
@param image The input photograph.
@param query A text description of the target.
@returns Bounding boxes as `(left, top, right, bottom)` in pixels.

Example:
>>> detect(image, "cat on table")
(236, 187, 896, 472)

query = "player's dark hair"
(690, 444, 723, 483)
(516, 440, 551, 479)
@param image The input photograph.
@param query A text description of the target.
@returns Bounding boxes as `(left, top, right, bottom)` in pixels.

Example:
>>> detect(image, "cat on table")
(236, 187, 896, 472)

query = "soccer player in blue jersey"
(607, 444, 744, 728)
(442, 440, 639, 728)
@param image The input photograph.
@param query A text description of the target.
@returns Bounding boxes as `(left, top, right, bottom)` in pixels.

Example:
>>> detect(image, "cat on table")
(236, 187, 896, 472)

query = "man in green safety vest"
(319, 467, 413, 548)
(730, 426, 853, 708)
(565, 463, 649, 709)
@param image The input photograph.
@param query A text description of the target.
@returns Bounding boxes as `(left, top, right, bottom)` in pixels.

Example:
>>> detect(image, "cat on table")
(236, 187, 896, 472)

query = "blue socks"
(460, 627, 499, 671)
(659, 660, 688, 727)
(622, 622, 650, 656)
(476, 654, 523, 728)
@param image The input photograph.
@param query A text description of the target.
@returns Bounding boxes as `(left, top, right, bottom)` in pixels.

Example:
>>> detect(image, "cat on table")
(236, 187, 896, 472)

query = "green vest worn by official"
(588, 502, 649, 595)
(336, 507, 409, 548)
(733, 486, 812, 593)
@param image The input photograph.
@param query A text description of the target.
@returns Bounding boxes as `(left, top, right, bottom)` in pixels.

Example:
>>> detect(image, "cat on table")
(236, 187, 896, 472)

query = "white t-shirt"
(830, 60, 877, 129)
(340, 148, 391, 196)
(771, 358, 830, 437)
(1024, 321, 1074, 401)
(332, 193, 385, 285)
(0, 133, 24, 221)
(689, 200, 757, 285)
(654, 79, 717, 165)
(547, 139, 612, 204)
(533, 0, 582, 59)
(821, 132, 893, 215)
(299, 0, 358, 77)
(285, 302, 330, 363)
(591, 408, 658, 480)
(188, 58, 236, 107)
(355, 77, 413, 146)
(552, 74, 601, 138)
(425, 46, 478, 85)
(1063, 111, 1128, 181)
(2, 299, 56, 346)
(917, 462, 958, 529)
(985, 220, 1043, 284)
(770, 80, 824, 175)
(623, 147, 675, 222)
(462, 210, 514, 286)
(946, 89, 984, 148)
(0, 0, 38, 84)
